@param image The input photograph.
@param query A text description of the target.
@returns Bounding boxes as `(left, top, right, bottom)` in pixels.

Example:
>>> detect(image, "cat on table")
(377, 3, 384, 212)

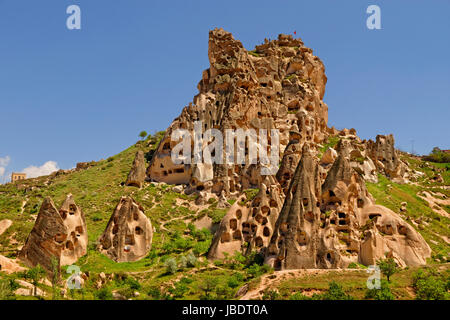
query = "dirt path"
(159, 214, 191, 232)
(240, 269, 363, 300)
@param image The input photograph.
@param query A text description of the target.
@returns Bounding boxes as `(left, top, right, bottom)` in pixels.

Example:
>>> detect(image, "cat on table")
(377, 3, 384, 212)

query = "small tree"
(25, 264, 46, 297)
(199, 276, 218, 300)
(377, 258, 398, 282)
(139, 131, 148, 140)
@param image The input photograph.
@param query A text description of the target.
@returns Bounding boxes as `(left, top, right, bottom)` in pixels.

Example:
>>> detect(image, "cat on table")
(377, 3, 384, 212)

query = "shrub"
(148, 286, 162, 300)
(0, 278, 16, 300)
(412, 268, 449, 300)
(365, 280, 395, 300)
(95, 287, 113, 300)
(199, 277, 219, 300)
(165, 258, 178, 275)
(168, 281, 188, 299)
(290, 292, 320, 300)
(321, 281, 353, 300)
(179, 255, 188, 270)
(125, 277, 141, 290)
(186, 252, 198, 267)
(227, 273, 244, 289)
(422, 147, 450, 163)
(262, 289, 279, 300)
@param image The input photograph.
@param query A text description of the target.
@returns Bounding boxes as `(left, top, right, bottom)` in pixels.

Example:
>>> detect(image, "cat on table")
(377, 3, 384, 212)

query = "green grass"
(276, 265, 449, 300)
(248, 50, 261, 57)
(319, 136, 340, 157)
(367, 174, 450, 261)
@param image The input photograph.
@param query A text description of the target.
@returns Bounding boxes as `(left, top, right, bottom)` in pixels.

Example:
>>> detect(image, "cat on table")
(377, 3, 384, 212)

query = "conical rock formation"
(98, 197, 153, 262)
(19, 195, 87, 274)
(126, 150, 147, 188)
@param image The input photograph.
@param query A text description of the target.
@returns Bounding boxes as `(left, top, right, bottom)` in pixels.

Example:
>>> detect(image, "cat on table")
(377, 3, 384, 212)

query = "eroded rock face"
(147, 29, 329, 195)
(126, 150, 147, 188)
(264, 143, 430, 269)
(98, 197, 152, 262)
(58, 195, 88, 266)
(208, 176, 284, 260)
(359, 205, 431, 267)
(266, 146, 324, 269)
(365, 134, 409, 183)
(19, 195, 87, 274)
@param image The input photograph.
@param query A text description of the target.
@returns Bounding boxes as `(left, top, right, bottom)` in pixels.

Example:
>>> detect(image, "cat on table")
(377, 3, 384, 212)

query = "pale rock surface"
(98, 197, 153, 262)
(0, 219, 12, 236)
(125, 150, 147, 188)
(19, 195, 87, 275)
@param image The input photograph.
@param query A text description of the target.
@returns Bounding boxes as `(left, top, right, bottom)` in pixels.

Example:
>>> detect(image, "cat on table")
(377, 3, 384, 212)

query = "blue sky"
(0, 0, 449, 182)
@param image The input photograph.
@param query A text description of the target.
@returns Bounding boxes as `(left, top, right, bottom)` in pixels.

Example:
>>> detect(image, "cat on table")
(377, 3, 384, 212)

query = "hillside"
(0, 135, 448, 300)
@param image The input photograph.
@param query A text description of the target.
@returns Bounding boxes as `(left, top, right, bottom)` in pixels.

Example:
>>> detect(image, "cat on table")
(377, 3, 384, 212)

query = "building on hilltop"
(11, 173, 26, 182)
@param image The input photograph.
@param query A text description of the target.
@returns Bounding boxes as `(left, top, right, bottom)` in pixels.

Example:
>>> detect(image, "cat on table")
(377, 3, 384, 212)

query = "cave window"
(229, 219, 238, 230)
(66, 240, 74, 250)
(135, 226, 143, 235)
(221, 232, 231, 243)
(357, 199, 364, 208)
(125, 235, 135, 245)
(255, 237, 263, 247)
(369, 214, 381, 220)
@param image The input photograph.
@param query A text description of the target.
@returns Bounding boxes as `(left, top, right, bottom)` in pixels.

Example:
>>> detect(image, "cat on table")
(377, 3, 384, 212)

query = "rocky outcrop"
(0, 255, 25, 274)
(365, 134, 409, 183)
(58, 194, 88, 266)
(208, 176, 284, 260)
(126, 150, 147, 188)
(19, 195, 87, 274)
(266, 145, 323, 269)
(359, 205, 431, 267)
(147, 29, 329, 195)
(98, 197, 153, 262)
(264, 143, 430, 269)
